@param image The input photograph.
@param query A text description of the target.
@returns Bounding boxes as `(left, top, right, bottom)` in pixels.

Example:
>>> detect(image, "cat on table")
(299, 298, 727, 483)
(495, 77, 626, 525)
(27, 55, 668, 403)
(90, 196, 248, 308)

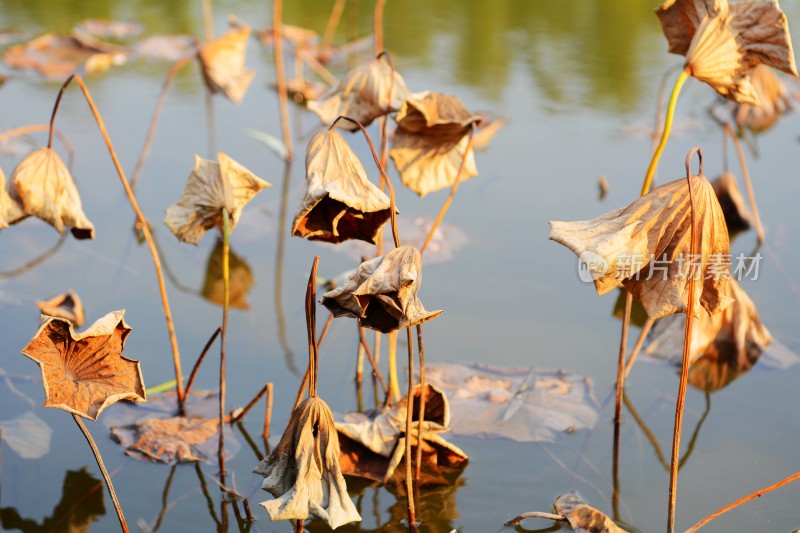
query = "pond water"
(1, 1, 800, 532)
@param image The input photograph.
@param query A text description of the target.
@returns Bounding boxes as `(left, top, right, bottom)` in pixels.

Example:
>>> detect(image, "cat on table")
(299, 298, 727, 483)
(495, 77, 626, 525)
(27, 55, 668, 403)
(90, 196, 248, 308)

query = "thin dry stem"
(321, 0, 345, 51)
(297, 49, 338, 86)
(356, 331, 365, 384)
(218, 209, 231, 484)
(413, 324, 426, 481)
(358, 326, 389, 397)
(263, 383, 273, 441)
(184, 326, 221, 400)
(273, 0, 293, 161)
(306, 256, 321, 397)
(615, 292, 632, 424)
(231, 383, 270, 423)
(724, 123, 764, 243)
(404, 326, 416, 527)
(374, 0, 386, 55)
(0, 124, 75, 168)
(292, 311, 334, 410)
(202, 0, 214, 40)
(624, 317, 655, 380)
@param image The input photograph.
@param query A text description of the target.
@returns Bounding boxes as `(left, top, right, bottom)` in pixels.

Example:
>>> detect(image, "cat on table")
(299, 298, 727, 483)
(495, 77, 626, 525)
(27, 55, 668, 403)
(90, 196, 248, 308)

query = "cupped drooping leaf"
(711, 171, 752, 234)
(201, 239, 254, 309)
(549, 171, 731, 319)
(9, 147, 94, 239)
(656, 0, 798, 104)
(254, 396, 361, 529)
(20, 310, 146, 421)
(0, 166, 24, 229)
(0, 411, 52, 459)
(36, 289, 85, 326)
(554, 492, 630, 533)
(198, 26, 254, 104)
(321, 246, 442, 333)
(292, 130, 392, 244)
(307, 57, 410, 129)
(734, 64, 794, 133)
(164, 152, 270, 245)
(390, 92, 480, 197)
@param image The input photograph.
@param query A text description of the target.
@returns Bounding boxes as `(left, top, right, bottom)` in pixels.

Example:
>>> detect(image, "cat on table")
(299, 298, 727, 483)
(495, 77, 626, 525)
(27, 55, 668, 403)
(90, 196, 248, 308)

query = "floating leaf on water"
(20, 310, 146, 421)
(1, 32, 126, 79)
(734, 64, 794, 133)
(0, 410, 52, 459)
(74, 19, 143, 40)
(655, 0, 798, 105)
(198, 26, 254, 104)
(9, 147, 94, 239)
(554, 492, 630, 533)
(254, 396, 361, 529)
(308, 57, 410, 129)
(201, 239, 254, 309)
(292, 130, 393, 245)
(549, 169, 731, 319)
(133, 35, 197, 61)
(164, 152, 270, 245)
(425, 364, 599, 442)
(711, 171, 752, 234)
(36, 289, 85, 326)
(321, 246, 441, 333)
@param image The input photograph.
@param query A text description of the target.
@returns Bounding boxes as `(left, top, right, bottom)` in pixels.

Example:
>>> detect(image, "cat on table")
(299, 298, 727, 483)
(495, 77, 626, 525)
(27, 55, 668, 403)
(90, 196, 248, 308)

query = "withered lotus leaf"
(201, 240, 254, 309)
(390, 93, 480, 197)
(253, 397, 361, 529)
(21, 310, 146, 421)
(198, 26, 254, 104)
(554, 492, 629, 533)
(292, 130, 392, 244)
(110, 416, 221, 463)
(321, 246, 442, 333)
(735, 64, 793, 133)
(36, 289, 85, 326)
(549, 172, 731, 319)
(9, 147, 94, 239)
(165, 152, 270, 245)
(0, 166, 24, 229)
(711, 171, 752, 233)
(656, 0, 798, 104)
(307, 57, 410, 130)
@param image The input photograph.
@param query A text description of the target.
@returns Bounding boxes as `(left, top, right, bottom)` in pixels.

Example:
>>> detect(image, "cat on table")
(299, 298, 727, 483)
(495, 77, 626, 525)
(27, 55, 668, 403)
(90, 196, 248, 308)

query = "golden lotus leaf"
(554, 492, 629, 533)
(0, 166, 23, 229)
(198, 26, 254, 104)
(549, 171, 731, 319)
(656, 0, 798, 104)
(21, 310, 146, 421)
(292, 130, 392, 244)
(165, 152, 270, 245)
(9, 147, 94, 239)
(321, 246, 442, 333)
(735, 64, 793, 132)
(36, 289, 85, 326)
(308, 57, 410, 130)
(394, 92, 481, 136)
(254, 396, 361, 529)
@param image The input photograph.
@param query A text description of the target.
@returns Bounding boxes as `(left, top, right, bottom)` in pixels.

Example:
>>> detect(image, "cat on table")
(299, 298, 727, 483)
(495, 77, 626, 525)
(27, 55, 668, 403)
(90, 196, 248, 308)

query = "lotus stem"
(202, 0, 214, 40)
(667, 147, 702, 533)
(130, 55, 193, 191)
(296, 49, 338, 86)
(52, 75, 185, 409)
(184, 326, 221, 401)
(322, 0, 345, 52)
(387, 329, 401, 402)
(686, 470, 800, 533)
(413, 324, 426, 481)
(0, 124, 75, 168)
(505, 512, 566, 526)
(724, 123, 764, 243)
(374, 0, 387, 54)
(358, 326, 389, 397)
(404, 326, 417, 527)
(623, 392, 669, 470)
(623, 317, 655, 380)
(356, 332, 365, 384)
(218, 209, 231, 483)
(420, 124, 476, 255)
(306, 256, 321, 397)
(273, 0, 293, 161)
(72, 414, 129, 533)
(275, 163, 297, 375)
(263, 383, 273, 441)
(292, 311, 334, 410)
(230, 383, 271, 423)
(204, 88, 216, 157)
(612, 408, 621, 520)
(614, 292, 632, 424)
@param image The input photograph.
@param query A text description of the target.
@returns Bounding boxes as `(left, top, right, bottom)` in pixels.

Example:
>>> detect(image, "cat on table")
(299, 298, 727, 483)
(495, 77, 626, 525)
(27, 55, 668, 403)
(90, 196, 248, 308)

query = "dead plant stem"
(615, 292, 632, 424)
(273, 0, 293, 161)
(184, 326, 221, 401)
(404, 326, 416, 527)
(218, 209, 231, 484)
(413, 324, 426, 481)
(2, 124, 74, 167)
(724, 123, 764, 243)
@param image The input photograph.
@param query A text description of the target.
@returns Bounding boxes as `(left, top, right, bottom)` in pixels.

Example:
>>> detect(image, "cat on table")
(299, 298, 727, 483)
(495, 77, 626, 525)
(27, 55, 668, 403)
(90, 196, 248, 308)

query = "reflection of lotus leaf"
(0, 411, 52, 459)
(201, 240, 254, 309)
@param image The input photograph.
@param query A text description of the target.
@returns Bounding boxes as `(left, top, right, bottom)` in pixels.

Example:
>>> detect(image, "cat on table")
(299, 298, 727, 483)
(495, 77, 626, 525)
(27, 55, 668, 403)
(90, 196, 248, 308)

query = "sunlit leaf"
(254, 396, 361, 529)
(554, 493, 629, 533)
(734, 64, 794, 133)
(292, 130, 392, 244)
(164, 152, 270, 245)
(9, 147, 94, 239)
(1, 32, 126, 79)
(0, 411, 52, 459)
(425, 364, 599, 442)
(20, 310, 145, 421)
(656, 0, 798, 104)
(549, 171, 731, 319)
(321, 246, 441, 333)
(198, 26, 254, 104)
(36, 289, 85, 326)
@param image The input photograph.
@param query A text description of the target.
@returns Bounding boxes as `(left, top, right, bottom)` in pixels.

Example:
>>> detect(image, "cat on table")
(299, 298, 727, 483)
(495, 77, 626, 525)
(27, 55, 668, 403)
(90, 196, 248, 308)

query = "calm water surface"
(1, 1, 799, 532)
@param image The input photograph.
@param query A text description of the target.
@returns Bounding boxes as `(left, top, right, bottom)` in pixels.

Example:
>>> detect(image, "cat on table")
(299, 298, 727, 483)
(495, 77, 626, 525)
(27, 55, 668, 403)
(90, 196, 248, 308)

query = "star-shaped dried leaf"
(198, 26, 254, 104)
(292, 130, 393, 244)
(9, 147, 94, 239)
(554, 493, 630, 533)
(164, 152, 270, 245)
(711, 171, 752, 234)
(307, 57, 410, 130)
(254, 396, 361, 529)
(656, 0, 798, 104)
(110, 416, 221, 463)
(734, 64, 793, 132)
(201, 239, 254, 309)
(20, 310, 146, 421)
(549, 172, 731, 319)
(0, 166, 24, 229)
(321, 246, 442, 333)
(36, 289, 85, 326)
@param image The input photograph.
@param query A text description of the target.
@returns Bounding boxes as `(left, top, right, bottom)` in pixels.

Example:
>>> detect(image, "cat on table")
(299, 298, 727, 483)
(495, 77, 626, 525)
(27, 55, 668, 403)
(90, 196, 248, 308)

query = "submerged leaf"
(656, 0, 798, 104)
(308, 57, 410, 129)
(9, 147, 94, 239)
(198, 26, 254, 104)
(165, 152, 270, 245)
(734, 64, 794, 133)
(20, 310, 146, 421)
(0, 411, 52, 459)
(321, 246, 441, 333)
(549, 171, 731, 319)
(554, 493, 629, 533)
(254, 396, 361, 529)
(36, 289, 85, 326)
(292, 130, 392, 244)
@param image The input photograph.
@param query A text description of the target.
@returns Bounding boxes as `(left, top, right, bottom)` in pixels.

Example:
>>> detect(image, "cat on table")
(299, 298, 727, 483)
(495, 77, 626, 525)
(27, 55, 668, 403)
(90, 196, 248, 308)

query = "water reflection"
(201, 239, 255, 309)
